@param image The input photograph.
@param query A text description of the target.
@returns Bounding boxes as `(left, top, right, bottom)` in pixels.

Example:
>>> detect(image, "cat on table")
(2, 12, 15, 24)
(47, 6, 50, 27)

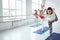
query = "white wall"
(0, 19, 35, 31)
(0, 0, 3, 22)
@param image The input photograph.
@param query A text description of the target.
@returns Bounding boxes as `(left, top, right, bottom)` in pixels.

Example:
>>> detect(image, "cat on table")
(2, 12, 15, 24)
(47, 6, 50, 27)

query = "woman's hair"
(46, 7, 53, 14)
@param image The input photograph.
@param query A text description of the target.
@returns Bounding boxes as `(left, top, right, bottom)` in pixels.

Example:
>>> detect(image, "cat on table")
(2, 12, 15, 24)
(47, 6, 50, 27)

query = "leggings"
(49, 23, 52, 40)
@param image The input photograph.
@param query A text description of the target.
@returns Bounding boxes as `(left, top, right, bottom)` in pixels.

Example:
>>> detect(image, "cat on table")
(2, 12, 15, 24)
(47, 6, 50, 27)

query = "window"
(2, 0, 8, 8)
(10, 0, 16, 9)
(32, 0, 42, 14)
(16, 0, 21, 9)
(2, 0, 26, 21)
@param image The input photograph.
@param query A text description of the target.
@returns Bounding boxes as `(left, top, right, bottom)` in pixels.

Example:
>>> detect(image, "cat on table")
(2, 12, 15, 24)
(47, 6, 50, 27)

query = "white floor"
(0, 21, 60, 40)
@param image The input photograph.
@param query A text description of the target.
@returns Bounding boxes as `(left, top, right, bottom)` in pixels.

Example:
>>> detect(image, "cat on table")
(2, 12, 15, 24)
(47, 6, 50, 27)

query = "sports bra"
(39, 15, 45, 19)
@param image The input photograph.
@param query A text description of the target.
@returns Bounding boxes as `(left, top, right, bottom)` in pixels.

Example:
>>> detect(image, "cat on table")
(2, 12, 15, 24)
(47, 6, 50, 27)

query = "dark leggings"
(49, 23, 52, 40)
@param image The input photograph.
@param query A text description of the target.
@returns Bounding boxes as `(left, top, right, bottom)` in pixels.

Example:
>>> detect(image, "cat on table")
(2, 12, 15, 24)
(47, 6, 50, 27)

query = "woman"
(46, 7, 58, 40)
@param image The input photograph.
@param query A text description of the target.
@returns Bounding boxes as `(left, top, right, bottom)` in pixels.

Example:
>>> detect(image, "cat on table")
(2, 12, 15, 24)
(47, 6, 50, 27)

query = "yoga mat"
(46, 33, 60, 40)
(34, 27, 49, 34)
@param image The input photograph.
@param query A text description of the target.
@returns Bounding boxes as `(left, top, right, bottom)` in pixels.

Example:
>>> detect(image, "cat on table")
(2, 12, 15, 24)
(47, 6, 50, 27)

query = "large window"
(2, 0, 26, 21)
(32, 0, 42, 14)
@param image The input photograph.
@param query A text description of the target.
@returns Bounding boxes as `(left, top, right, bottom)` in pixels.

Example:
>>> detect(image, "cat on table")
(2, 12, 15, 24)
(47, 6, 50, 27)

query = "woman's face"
(34, 10, 37, 13)
(47, 10, 52, 15)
